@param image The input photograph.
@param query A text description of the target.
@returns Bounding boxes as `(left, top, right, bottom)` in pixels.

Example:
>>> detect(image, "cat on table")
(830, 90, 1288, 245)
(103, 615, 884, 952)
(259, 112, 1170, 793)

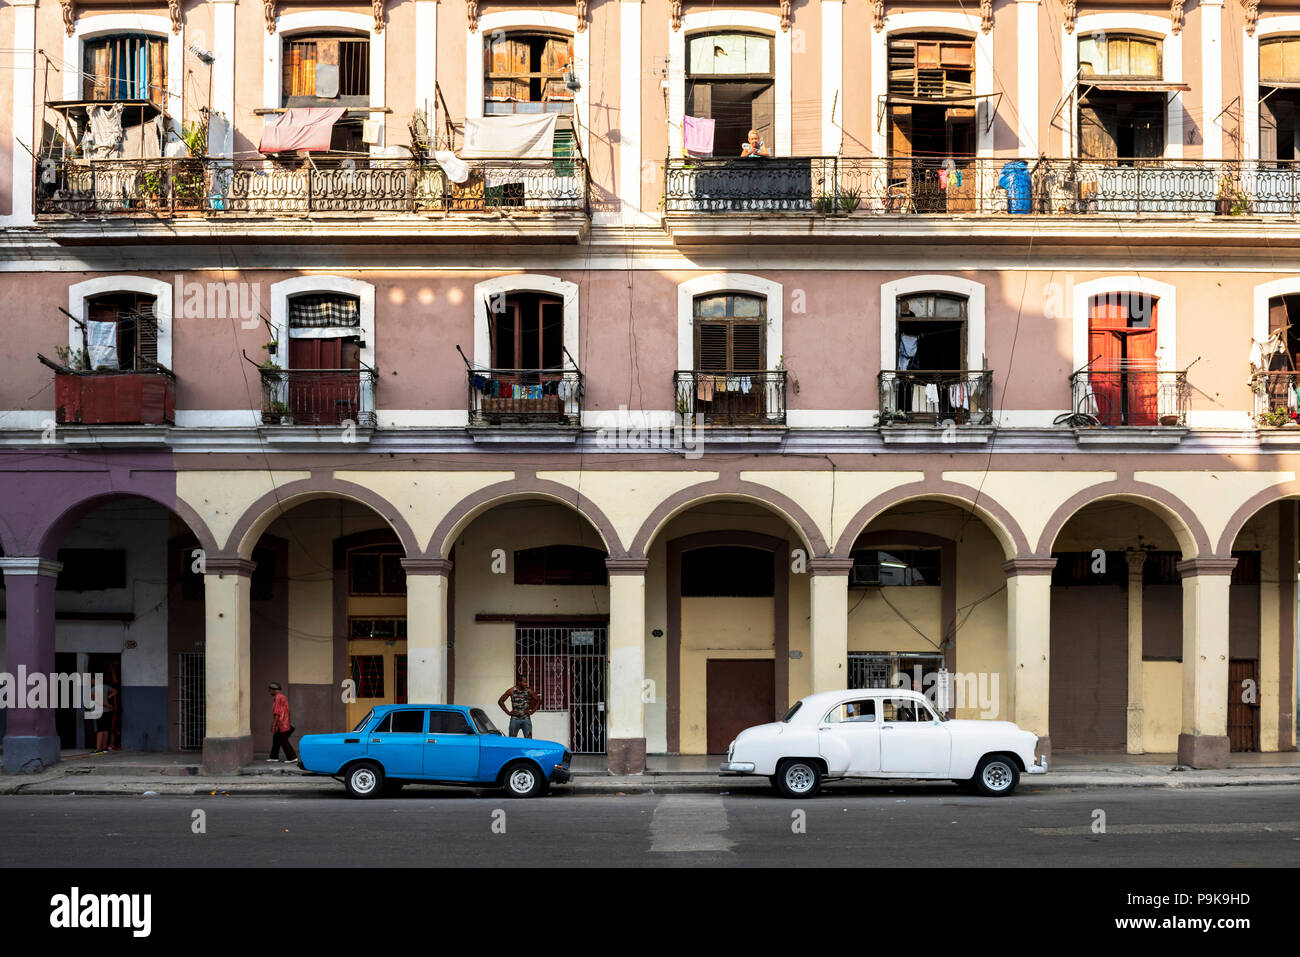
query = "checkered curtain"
(288, 295, 360, 328)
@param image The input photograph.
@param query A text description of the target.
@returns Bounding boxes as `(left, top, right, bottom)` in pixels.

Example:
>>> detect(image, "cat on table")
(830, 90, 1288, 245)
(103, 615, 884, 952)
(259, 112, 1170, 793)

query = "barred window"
(288, 294, 360, 329)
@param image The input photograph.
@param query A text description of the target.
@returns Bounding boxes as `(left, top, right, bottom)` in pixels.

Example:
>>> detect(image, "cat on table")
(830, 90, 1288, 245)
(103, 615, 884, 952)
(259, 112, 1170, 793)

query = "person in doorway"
(740, 129, 770, 158)
(267, 682, 296, 762)
(497, 676, 542, 738)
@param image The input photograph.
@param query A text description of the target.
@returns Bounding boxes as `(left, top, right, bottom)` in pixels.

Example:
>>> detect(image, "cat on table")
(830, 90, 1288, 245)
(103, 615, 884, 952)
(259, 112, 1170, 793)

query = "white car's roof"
(794, 688, 926, 717)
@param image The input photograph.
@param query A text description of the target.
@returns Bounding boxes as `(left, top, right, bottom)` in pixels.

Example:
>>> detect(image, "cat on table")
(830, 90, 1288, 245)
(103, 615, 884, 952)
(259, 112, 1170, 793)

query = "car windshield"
(351, 709, 374, 732)
(781, 700, 802, 723)
(470, 708, 501, 735)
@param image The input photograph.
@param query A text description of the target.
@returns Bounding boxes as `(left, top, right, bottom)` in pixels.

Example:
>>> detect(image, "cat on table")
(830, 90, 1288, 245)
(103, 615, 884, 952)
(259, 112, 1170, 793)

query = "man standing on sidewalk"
(497, 676, 541, 738)
(267, 682, 296, 762)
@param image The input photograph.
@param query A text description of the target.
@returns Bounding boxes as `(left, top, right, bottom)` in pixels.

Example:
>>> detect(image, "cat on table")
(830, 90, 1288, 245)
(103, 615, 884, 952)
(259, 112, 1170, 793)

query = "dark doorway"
(1228, 658, 1261, 752)
(55, 652, 80, 749)
(85, 652, 122, 751)
(706, 658, 774, 754)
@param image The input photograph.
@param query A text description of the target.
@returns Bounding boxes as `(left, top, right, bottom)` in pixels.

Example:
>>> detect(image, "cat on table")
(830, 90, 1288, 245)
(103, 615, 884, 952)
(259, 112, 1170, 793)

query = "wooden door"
(1227, 659, 1260, 752)
(288, 337, 360, 425)
(1088, 295, 1158, 425)
(706, 659, 775, 754)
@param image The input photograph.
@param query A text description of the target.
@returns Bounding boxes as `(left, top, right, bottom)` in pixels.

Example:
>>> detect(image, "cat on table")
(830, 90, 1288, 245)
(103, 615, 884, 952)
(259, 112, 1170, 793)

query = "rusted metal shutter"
(1049, 583, 1128, 750)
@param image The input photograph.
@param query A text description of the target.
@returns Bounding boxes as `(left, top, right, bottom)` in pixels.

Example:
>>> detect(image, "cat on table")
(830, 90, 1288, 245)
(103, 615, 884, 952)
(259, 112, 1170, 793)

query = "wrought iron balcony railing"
(1068, 367, 1188, 427)
(467, 367, 583, 427)
(259, 367, 377, 427)
(1250, 370, 1300, 427)
(663, 157, 1300, 217)
(879, 370, 994, 426)
(673, 370, 787, 426)
(37, 157, 588, 217)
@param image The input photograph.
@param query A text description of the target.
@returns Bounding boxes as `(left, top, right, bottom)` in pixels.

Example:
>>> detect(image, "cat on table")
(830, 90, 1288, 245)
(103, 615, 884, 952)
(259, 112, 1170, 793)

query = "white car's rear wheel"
(972, 755, 1019, 797)
(775, 758, 822, 799)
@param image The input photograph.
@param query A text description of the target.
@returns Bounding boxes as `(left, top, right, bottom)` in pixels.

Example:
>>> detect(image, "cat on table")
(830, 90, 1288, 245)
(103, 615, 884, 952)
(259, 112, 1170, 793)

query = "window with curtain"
(282, 34, 370, 105)
(1078, 33, 1162, 78)
(85, 292, 158, 371)
(686, 32, 775, 157)
(83, 34, 165, 107)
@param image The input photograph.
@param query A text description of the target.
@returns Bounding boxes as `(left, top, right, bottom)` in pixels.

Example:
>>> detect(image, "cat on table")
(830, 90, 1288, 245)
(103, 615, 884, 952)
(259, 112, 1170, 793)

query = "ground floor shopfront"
(0, 449, 1296, 773)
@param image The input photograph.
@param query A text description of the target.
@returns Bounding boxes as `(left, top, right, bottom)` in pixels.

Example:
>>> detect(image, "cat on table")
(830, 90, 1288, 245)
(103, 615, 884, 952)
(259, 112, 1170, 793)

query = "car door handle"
(371, 737, 381, 742)
(881, 726, 894, 732)
(426, 738, 437, 743)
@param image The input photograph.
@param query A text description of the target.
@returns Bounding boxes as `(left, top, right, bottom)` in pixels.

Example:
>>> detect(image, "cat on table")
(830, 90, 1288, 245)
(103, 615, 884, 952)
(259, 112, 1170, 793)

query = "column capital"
(1002, 557, 1057, 577)
(0, 557, 63, 578)
(401, 558, 454, 576)
(205, 558, 257, 578)
(1125, 550, 1148, 576)
(1176, 557, 1238, 578)
(606, 558, 650, 575)
(809, 558, 855, 576)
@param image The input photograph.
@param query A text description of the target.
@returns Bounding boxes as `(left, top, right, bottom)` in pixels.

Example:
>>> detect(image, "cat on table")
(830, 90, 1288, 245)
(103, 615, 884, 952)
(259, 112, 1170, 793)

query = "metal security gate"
(178, 652, 205, 750)
(515, 624, 607, 754)
(848, 652, 944, 690)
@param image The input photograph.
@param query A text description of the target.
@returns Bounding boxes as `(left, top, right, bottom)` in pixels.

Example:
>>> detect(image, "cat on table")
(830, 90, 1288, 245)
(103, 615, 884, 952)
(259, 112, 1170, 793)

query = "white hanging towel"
(434, 150, 470, 184)
(86, 320, 119, 371)
(460, 114, 558, 159)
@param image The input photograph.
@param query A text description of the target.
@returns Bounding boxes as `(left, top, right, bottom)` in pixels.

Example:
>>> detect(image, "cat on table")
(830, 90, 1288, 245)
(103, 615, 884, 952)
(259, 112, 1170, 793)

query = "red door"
(1088, 294, 1158, 425)
(288, 337, 360, 425)
(706, 659, 775, 754)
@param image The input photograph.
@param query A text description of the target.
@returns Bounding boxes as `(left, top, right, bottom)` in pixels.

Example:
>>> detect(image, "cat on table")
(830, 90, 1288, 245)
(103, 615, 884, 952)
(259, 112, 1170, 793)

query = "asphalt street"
(1, 784, 1298, 867)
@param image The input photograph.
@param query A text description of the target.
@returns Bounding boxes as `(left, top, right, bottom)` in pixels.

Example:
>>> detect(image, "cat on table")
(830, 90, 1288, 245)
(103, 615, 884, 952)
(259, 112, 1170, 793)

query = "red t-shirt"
(273, 692, 291, 732)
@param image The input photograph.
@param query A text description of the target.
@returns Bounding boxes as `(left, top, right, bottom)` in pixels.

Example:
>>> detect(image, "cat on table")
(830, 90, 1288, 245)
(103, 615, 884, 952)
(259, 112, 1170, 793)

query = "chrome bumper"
(719, 761, 756, 774)
(1025, 755, 1048, 775)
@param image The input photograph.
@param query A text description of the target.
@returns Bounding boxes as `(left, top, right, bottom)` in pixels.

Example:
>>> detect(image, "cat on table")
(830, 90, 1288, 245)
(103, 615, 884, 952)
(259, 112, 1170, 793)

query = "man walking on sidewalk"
(268, 682, 296, 762)
(497, 676, 541, 738)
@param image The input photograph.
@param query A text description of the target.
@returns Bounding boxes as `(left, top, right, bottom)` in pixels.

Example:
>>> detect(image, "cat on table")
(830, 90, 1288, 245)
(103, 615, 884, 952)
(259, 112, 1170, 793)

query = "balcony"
(1067, 368, 1189, 428)
(1251, 371, 1300, 428)
(36, 157, 590, 243)
(259, 367, 377, 427)
(49, 367, 176, 426)
(879, 370, 993, 427)
(673, 371, 787, 426)
(467, 368, 583, 428)
(662, 157, 1300, 243)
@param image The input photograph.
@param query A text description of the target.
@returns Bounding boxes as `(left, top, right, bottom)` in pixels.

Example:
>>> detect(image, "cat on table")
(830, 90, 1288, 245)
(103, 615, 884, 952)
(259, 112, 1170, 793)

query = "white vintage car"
(720, 688, 1047, 798)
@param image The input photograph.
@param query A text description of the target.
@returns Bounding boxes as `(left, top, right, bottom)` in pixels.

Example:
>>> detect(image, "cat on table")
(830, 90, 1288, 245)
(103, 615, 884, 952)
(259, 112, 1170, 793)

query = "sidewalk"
(2, 748, 1298, 796)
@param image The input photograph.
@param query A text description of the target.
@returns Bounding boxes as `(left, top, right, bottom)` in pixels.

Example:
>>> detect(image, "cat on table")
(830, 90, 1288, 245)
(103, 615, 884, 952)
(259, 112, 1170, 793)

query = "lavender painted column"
(0, 558, 62, 773)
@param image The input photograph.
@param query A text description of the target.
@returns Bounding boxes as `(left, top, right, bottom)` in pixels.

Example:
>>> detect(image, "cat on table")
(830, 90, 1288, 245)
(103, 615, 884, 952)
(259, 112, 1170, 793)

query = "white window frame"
(466, 11, 590, 160)
(670, 11, 791, 158)
(677, 274, 783, 371)
(1244, 17, 1300, 161)
(870, 12, 994, 159)
(64, 14, 184, 135)
(472, 275, 580, 371)
(1071, 276, 1177, 372)
(67, 276, 173, 369)
(880, 275, 985, 373)
(270, 277, 376, 420)
(1061, 14, 1183, 159)
(264, 11, 388, 154)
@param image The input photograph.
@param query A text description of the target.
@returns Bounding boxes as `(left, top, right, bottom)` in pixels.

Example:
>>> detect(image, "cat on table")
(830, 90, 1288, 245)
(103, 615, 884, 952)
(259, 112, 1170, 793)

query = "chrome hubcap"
(785, 764, 814, 793)
(983, 762, 1012, 791)
(510, 769, 535, 793)
(353, 769, 376, 793)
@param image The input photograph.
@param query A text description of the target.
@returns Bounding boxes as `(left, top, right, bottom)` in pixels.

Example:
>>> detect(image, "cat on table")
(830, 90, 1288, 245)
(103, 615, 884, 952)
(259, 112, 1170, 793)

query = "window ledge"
(880, 425, 994, 445)
(257, 425, 375, 446)
(468, 426, 581, 445)
(1073, 427, 1186, 447)
(1257, 428, 1300, 449)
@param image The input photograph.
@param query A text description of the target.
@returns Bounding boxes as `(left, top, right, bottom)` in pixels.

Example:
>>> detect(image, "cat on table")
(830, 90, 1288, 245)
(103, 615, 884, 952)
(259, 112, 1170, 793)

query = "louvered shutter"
(731, 322, 763, 371)
(696, 322, 729, 371)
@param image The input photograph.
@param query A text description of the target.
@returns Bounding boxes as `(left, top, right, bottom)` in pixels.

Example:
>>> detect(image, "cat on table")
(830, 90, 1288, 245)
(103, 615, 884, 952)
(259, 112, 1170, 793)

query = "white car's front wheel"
(774, 758, 822, 799)
(972, 754, 1020, 797)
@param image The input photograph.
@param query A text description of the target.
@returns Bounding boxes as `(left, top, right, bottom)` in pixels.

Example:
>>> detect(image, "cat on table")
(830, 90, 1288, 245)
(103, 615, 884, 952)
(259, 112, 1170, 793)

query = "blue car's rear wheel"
(503, 761, 546, 798)
(344, 761, 384, 799)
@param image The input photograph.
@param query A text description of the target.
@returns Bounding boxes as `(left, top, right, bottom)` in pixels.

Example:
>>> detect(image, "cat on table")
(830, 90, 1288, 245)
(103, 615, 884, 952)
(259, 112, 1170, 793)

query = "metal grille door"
(515, 624, 608, 754)
(178, 652, 205, 750)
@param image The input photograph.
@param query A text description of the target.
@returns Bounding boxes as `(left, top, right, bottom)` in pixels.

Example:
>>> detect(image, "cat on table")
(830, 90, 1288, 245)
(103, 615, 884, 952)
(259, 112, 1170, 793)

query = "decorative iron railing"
(879, 370, 994, 426)
(664, 157, 1300, 217)
(37, 157, 588, 217)
(1068, 368, 1188, 427)
(467, 367, 583, 427)
(673, 370, 787, 426)
(1250, 371, 1300, 427)
(259, 367, 377, 427)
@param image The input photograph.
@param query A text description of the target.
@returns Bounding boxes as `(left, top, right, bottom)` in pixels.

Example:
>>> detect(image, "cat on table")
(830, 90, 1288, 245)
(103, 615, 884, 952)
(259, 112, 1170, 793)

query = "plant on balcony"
(54, 345, 89, 371)
(1259, 406, 1292, 428)
(837, 187, 862, 213)
(171, 121, 209, 208)
(136, 167, 165, 208)
(262, 399, 290, 425)
(813, 193, 835, 214)
(1215, 173, 1253, 216)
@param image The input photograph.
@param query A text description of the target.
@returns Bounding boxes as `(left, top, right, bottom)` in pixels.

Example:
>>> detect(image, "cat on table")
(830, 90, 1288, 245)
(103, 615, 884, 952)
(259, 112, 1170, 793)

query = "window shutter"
(696, 321, 729, 371)
(751, 85, 775, 149)
(731, 322, 764, 371)
(1078, 103, 1118, 159)
(1261, 96, 1280, 161)
(149, 38, 164, 108)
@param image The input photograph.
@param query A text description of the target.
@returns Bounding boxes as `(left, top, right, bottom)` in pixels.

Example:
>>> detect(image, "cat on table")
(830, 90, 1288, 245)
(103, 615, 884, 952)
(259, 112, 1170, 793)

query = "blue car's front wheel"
(502, 761, 546, 798)
(344, 761, 384, 799)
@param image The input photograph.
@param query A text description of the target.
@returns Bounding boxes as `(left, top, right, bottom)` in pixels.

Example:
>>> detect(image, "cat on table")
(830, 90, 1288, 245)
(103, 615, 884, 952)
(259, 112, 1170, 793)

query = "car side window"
(428, 710, 473, 734)
(380, 710, 426, 734)
(883, 698, 923, 722)
(831, 699, 877, 723)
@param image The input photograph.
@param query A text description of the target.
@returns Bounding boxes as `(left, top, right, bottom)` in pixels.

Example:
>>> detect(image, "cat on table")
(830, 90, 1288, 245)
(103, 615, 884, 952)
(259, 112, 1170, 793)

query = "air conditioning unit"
(849, 563, 882, 587)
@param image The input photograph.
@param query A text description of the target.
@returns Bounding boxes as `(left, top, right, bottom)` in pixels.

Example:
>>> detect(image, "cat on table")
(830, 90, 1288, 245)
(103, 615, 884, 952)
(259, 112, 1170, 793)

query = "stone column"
(402, 558, 452, 704)
(606, 558, 648, 774)
(1002, 558, 1056, 760)
(202, 558, 254, 774)
(1126, 550, 1147, 754)
(1176, 557, 1236, 768)
(809, 559, 853, 693)
(0, 558, 62, 773)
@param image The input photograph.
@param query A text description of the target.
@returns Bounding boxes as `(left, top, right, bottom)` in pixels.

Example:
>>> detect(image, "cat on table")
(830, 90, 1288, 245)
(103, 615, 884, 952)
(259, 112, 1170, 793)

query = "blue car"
(298, 704, 572, 799)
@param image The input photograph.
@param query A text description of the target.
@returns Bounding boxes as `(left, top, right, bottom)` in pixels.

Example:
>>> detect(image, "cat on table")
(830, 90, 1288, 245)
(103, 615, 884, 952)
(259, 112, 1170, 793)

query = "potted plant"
(137, 167, 165, 208)
(813, 193, 835, 214)
(1215, 173, 1253, 216)
(262, 399, 290, 425)
(1259, 406, 1289, 428)
(837, 186, 862, 213)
